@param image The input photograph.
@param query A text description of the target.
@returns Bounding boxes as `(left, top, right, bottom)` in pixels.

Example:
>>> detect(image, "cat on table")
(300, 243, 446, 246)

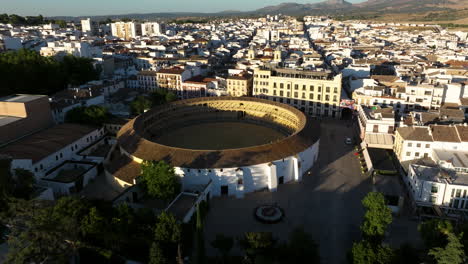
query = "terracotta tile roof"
(396, 127, 432, 142)
(157, 68, 185, 75)
(430, 125, 460, 143)
(1, 124, 99, 163)
(456, 126, 468, 142)
(117, 97, 320, 169)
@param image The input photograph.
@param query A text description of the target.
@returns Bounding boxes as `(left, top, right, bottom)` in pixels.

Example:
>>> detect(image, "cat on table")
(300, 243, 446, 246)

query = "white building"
(81, 18, 98, 36)
(1, 124, 105, 195)
(357, 105, 395, 149)
(111, 22, 141, 40)
(405, 153, 468, 212)
(394, 125, 468, 162)
(141, 22, 165, 36)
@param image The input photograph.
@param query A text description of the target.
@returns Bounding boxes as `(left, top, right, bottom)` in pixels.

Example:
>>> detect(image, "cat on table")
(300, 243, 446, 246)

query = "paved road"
(204, 119, 372, 264)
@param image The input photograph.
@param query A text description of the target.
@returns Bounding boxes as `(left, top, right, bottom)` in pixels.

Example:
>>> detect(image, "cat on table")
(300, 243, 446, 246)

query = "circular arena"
(107, 97, 320, 197)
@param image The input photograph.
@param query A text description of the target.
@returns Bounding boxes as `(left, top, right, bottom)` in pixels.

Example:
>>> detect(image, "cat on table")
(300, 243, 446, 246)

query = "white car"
(345, 137, 353, 145)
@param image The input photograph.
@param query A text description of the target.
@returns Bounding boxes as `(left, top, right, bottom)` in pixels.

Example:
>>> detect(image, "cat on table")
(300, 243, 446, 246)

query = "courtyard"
(203, 119, 373, 264)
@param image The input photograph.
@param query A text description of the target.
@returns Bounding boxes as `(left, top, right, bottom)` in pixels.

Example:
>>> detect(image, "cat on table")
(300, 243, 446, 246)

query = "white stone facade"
(176, 140, 319, 198)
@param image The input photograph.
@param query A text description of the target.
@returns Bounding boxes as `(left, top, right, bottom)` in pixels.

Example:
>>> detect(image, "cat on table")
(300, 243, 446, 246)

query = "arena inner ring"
(107, 97, 320, 197)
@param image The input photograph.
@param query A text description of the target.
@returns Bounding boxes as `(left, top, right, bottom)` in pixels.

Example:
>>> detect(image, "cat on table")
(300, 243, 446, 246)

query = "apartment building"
(357, 105, 395, 149)
(156, 67, 191, 93)
(253, 67, 342, 118)
(111, 22, 141, 40)
(227, 72, 254, 97)
(394, 125, 468, 162)
(81, 18, 98, 36)
(138, 71, 158, 92)
(141, 22, 165, 36)
(405, 152, 468, 212)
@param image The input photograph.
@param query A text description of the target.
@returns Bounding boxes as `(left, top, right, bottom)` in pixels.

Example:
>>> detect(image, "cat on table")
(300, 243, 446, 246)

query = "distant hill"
(48, 0, 468, 23)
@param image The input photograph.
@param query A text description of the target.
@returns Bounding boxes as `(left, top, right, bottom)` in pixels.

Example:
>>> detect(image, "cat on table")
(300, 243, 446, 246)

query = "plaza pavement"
(204, 119, 372, 264)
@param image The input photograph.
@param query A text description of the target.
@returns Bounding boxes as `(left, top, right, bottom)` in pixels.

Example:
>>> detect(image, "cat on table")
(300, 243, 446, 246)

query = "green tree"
(419, 219, 453, 249)
(12, 169, 35, 199)
(81, 207, 107, 237)
(211, 234, 234, 261)
(5, 197, 91, 263)
(155, 212, 181, 244)
(165, 92, 177, 103)
(286, 227, 320, 264)
(428, 232, 465, 264)
(150, 90, 177, 107)
(0, 49, 99, 97)
(140, 160, 181, 201)
(130, 96, 152, 115)
(65, 105, 111, 126)
(149, 212, 182, 264)
(350, 240, 393, 264)
(361, 192, 392, 240)
(239, 232, 276, 261)
(149, 242, 169, 264)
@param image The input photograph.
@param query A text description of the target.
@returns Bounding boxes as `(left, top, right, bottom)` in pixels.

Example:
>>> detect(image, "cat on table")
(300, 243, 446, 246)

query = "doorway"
(221, 185, 228, 196)
(279, 176, 284, 184)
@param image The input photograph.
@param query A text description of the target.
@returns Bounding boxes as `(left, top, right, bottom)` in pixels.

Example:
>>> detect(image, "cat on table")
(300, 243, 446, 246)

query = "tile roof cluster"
(397, 125, 468, 143)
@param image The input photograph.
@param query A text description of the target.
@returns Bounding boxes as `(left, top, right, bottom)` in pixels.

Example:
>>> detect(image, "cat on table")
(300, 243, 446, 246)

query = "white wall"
(176, 141, 319, 197)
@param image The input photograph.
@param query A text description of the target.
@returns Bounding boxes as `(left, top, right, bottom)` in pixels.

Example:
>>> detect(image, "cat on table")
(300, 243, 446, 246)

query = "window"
(326, 87, 330, 93)
(430, 196, 437, 203)
(456, 189, 462, 198)
(318, 87, 322, 92)
(417, 143, 421, 148)
(408, 143, 412, 147)
(280, 91, 283, 96)
(415, 152, 420, 157)
(310, 85, 314, 91)
(317, 95, 321, 100)
(273, 83, 277, 88)
(309, 93, 314, 100)
(302, 85, 306, 91)
(294, 92, 298, 98)
(431, 185, 438, 193)
(55, 155, 58, 160)
(325, 95, 330, 101)
(334, 87, 338, 93)
(406, 152, 411, 156)
(280, 83, 284, 89)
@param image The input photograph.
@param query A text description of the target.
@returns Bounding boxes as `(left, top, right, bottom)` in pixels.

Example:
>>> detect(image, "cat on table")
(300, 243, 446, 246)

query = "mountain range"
(50, 0, 468, 22)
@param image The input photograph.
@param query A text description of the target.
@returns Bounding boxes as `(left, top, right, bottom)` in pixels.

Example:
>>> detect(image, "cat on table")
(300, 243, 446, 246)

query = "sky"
(2, 0, 364, 17)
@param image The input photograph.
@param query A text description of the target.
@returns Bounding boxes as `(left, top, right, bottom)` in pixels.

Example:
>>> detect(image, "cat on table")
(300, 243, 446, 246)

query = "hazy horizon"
(3, 0, 366, 17)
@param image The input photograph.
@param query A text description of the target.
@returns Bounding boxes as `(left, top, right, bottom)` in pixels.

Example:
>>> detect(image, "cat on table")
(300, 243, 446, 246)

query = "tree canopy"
(130, 96, 152, 115)
(361, 192, 392, 240)
(428, 232, 465, 264)
(4, 198, 156, 263)
(140, 160, 181, 201)
(0, 49, 100, 97)
(149, 212, 182, 264)
(65, 105, 112, 126)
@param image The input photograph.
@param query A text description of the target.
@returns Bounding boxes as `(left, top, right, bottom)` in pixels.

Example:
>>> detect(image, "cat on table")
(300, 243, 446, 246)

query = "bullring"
(106, 97, 320, 197)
